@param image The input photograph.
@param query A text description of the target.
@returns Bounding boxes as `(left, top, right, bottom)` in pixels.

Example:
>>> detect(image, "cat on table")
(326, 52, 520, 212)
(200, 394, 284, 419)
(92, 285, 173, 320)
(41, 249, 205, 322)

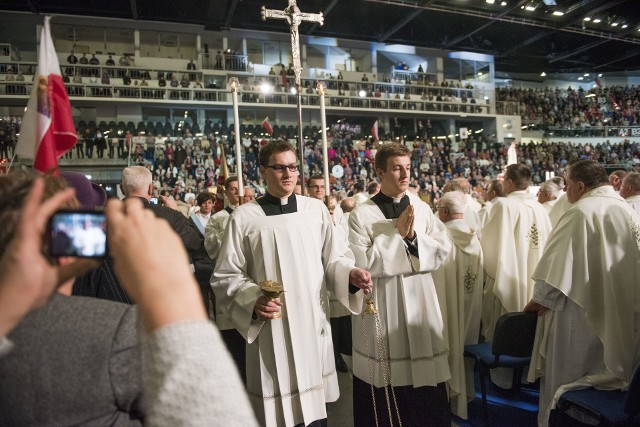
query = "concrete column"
(436, 57, 444, 84)
(371, 49, 377, 76)
(302, 44, 307, 69)
(134, 30, 140, 60)
(222, 37, 228, 52)
(196, 34, 202, 64)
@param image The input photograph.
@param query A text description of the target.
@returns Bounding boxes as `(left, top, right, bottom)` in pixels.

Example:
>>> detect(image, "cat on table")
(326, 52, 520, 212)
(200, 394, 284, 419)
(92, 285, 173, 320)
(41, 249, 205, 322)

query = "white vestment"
(348, 192, 452, 388)
(541, 199, 557, 213)
(204, 208, 233, 329)
(625, 194, 640, 216)
(212, 196, 356, 427)
(478, 199, 494, 230)
(548, 192, 570, 229)
(353, 192, 369, 205)
(480, 190, 552, 340)
(464, 194, 482, 238)
(433, 219, 484, 419)
(329, 212, 352, 318)
(527, 186, 640, 426)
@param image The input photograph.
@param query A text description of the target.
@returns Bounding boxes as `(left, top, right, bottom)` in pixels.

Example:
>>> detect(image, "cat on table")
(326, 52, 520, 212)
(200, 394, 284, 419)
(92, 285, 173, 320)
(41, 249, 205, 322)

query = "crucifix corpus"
(261, 1, 323, 196)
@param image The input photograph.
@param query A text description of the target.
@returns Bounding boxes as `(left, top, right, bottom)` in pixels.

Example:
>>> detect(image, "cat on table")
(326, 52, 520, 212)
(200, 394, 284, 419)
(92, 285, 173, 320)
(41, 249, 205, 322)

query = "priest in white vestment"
(524, 160, 640, 427)
(537, 179, 561, 213)
(480, 164, 552, 340)
(432, 191, 484, 420)
(620, 172, 640, 216)
(212, 141, 372, 427)
(478, 179, 504, 230)
(204, 175, 245, 380)
(348, 143, 452, 427)
(307, 176, 352, 374)
(442, 178, 481, 237)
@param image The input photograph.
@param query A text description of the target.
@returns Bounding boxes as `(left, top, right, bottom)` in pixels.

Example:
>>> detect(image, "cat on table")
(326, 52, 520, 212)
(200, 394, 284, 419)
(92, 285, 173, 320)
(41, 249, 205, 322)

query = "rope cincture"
(362, 295, 403, 427)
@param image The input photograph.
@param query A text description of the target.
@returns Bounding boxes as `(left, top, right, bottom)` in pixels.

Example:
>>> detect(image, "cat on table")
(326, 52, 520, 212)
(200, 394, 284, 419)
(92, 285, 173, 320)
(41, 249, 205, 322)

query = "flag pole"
(5, 153, 17, 174)
(228, 77, 245, 202)
(316, 81, 330, 207)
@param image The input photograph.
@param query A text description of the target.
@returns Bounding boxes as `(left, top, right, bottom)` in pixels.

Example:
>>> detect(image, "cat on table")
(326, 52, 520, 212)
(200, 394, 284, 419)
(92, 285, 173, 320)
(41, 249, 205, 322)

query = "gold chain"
(362, 295, 403, 427)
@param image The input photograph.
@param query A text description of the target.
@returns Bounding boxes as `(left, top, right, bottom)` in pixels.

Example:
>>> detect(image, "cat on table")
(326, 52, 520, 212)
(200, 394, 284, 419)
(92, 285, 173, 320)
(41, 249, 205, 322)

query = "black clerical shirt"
(256, 192, 297, 216)
(370, 192, 419, 258)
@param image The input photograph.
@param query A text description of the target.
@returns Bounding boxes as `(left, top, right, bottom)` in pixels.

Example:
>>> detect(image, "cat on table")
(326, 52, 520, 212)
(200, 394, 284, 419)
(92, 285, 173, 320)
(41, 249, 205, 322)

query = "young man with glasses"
(212, 140, 372, 427)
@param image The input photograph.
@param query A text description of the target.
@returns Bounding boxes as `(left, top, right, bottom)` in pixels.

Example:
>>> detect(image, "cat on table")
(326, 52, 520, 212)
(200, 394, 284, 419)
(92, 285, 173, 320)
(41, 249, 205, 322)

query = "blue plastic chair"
(464, 312, 538, 426)
(553, 363, 640, 426)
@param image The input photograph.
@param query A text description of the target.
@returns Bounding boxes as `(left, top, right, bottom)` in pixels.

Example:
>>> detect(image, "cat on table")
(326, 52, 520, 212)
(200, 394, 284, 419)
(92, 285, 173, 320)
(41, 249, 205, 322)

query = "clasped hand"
(396, 205, 415, 239)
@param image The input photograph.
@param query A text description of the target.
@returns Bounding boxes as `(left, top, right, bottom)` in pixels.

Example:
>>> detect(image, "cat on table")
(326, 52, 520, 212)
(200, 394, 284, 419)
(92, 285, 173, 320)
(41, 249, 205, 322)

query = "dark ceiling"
(2, 0, 640, 79)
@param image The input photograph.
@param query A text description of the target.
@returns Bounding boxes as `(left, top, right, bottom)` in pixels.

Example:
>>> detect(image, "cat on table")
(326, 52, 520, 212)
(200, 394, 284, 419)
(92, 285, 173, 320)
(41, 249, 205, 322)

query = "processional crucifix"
(261, 1, 323, 196)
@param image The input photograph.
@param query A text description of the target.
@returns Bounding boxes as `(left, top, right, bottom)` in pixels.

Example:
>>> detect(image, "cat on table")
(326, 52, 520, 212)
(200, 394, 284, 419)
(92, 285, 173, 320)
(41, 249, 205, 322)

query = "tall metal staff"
(261, 1, 323, 196)
(316, 81, 330, 206)
(228, 77, 245, 200)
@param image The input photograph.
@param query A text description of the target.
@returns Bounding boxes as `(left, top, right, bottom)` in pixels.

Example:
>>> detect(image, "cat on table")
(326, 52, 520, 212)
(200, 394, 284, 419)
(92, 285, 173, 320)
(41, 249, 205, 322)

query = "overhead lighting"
(290, 87, 297, 95)
(501, 1, 507, 5)
(621, 24, 628, 29)
(584, 73, 589, 77)
(593, 18, 601, 23)
(553, 10, 564, 16)
(540, 71, 547, 77)
(578, 76, 584, 80)
(583, 17, 591, 21)
(478, 72, 483, 76)
(611, 22, 619, 27)
(358, 90, 367, 97)
(597, 73, 602, 77)
(486, 0, 495, 3)
(525, 3, 536, 11)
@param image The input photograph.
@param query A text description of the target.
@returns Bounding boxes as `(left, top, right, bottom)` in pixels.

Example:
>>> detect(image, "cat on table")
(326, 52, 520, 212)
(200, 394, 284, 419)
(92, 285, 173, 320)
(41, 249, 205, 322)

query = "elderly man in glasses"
(212, 140, 372, 427)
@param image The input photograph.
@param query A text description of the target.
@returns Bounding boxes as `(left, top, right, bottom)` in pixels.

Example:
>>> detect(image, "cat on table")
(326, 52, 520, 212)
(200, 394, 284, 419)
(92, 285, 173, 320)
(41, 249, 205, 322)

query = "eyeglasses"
(435, 205, 442, 209)
(264, 164, 299, 173)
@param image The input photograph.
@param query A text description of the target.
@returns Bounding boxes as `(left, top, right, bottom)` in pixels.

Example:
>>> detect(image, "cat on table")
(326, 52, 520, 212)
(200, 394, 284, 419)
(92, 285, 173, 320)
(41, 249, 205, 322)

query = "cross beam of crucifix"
(261, 1, 323, 88)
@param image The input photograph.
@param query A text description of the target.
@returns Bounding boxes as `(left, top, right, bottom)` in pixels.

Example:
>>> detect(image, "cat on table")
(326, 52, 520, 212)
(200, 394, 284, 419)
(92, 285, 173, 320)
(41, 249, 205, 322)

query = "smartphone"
(49, 210, 107, 258)
(149, 197, 159, 205)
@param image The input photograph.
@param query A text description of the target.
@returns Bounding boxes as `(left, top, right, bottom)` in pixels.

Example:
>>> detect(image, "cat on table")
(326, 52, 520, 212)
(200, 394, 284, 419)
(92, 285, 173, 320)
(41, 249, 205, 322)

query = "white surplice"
(548, 192, 570, 229)
(626, 194, 640, 216)
(212, 196, 356, 427)
(480, 190, 552, 340)
(527, 186, 640, 426)
(348, 192, 452, 389)
(204, 208, 234, 330)
(541, 199, 557, 213)
(478, 199, 494, 230)
(433, 219, 484, 419)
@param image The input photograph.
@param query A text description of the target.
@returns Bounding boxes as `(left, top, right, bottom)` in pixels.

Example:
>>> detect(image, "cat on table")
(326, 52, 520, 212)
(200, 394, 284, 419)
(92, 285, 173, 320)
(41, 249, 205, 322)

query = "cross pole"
(261, 1, 323, 196)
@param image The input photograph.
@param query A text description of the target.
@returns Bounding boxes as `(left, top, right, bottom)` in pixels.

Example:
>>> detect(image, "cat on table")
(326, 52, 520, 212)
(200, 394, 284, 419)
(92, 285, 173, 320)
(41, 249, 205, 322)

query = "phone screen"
(149, 197, 159, 205)
(49, 210, 107, 258)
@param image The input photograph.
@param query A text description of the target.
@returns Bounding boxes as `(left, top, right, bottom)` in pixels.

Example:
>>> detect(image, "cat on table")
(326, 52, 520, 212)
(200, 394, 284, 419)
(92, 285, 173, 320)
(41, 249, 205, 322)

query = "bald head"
(620, 172, 640, 199)
(340, 197, 356, 213)
(121, 166, 152, 199)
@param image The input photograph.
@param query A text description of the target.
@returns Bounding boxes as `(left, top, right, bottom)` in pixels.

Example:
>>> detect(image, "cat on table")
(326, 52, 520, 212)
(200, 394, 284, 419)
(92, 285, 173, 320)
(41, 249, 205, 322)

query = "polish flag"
(262, 117, 273, 136)
(371, 120, 379, 142)
(16, 16, 76, 175)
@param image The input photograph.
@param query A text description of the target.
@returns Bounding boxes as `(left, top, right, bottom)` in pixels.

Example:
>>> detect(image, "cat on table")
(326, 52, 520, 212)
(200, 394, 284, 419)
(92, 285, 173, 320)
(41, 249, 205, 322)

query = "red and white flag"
(16, 16, 76, 174)
(262, 117, 273, 136)
(371, 119, 379, 142)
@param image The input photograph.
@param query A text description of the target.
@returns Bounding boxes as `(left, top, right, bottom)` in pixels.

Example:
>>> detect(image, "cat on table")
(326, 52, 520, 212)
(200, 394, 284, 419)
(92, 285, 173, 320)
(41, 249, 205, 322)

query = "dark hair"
(489, 179, 505, 197)
(259, 140, 296, 167)
(353, 181, 365, 192)
(374, 142, 411, 172)
(307, 175, 324, 187)
(367, 181, 380, 194)
(568, 160, 609, 190)
(224, 176, 239, 187)
(0, 171, 78, 257)
(195, 191, 215, 207)
(505, 164, 531, 190)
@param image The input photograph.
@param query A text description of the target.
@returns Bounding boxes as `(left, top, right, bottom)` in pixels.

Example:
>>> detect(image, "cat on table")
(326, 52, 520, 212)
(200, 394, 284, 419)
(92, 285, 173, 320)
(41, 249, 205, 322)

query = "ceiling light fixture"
(541, 71, 546, 76)
(486, 0, 495, 4)
(611, 22, 619, 27)
(584, 73, 589, 77)
(525, 4, 536, 11)
(501, 1, 507, 5)
(553, 10, 564, 16)
(621, 24, 628, 29)
(583, 17, 591, 21)
(593, 18, 601, 23)
(578, 76, 584, 80)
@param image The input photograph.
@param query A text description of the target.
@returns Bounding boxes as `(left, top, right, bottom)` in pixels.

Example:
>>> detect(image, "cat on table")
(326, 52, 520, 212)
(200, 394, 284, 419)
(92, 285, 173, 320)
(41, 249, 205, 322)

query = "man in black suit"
(120, 166, 202, 254)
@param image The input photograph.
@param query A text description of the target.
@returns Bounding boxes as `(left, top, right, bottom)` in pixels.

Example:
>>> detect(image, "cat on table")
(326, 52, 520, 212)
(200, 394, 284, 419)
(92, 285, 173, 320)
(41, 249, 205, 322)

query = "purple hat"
(60, 171, 107, 209)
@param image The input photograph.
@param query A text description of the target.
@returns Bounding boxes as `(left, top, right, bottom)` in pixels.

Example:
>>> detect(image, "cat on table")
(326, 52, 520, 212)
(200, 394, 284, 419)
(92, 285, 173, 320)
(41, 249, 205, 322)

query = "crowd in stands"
(497, 85, 640, 129)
